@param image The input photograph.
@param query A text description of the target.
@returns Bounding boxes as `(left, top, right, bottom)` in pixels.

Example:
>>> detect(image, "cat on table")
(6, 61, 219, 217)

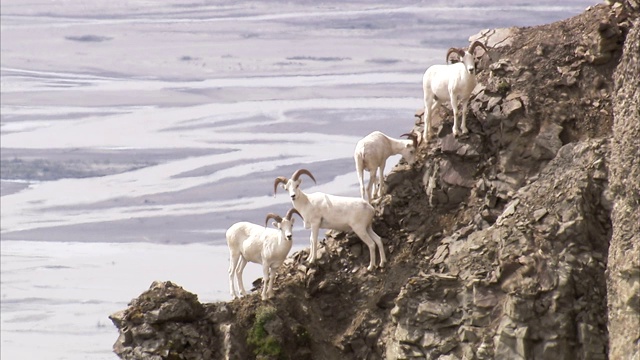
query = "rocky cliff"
(608, 5, 640, 360)
(110, 3, 639, 359)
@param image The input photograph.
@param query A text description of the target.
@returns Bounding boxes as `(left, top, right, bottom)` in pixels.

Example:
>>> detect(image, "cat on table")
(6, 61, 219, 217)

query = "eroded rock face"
(387, 140, 611, 360)
(111, 4, 639, 360)
(417, 5, 628, 213)
(608, 16, 640, 360)
(111, 281, 317, 360)
(110, 281, 237, 360)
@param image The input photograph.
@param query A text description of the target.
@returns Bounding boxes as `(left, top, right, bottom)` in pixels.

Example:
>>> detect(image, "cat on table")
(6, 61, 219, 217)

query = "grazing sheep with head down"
(227, 208, 302, 300)
(274, 169, 386, 272)
(422, 40, 489, 140)
(354, 131, 418, 202)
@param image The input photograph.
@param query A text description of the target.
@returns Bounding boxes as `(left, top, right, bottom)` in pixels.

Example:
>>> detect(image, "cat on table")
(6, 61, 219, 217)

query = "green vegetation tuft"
(247, 306, 283, 358)
(497, 80, 511, 95)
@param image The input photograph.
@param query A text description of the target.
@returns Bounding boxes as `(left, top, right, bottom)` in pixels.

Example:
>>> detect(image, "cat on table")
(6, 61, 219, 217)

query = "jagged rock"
(504, 295, 535, 322)
(469, 27, 515, 49)
(431, 244, 449, 265)
(489, 59, 520, 77)
(501, 97, 524, 120)
(440, 134, 484, 159)
(394, 320, 423, 344)
(416, 301, 455, 322)
(532, 121, 564, 160)
(472, 286, 499, 309)
(439, 159, 476, 188)
(457, 326, 479, 343)
(494, 317, 530, 360)
(110, 281, 224, 360)
(608, 14, 640, 360)
(532, 208, 548, 222)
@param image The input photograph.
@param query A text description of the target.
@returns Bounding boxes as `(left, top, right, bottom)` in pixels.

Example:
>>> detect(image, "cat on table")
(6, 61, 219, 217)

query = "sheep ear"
(272, 221, 280, 229)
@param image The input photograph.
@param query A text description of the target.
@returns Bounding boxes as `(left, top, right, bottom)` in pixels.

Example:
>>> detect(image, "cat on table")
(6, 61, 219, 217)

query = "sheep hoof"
(366, 265, 376, 272)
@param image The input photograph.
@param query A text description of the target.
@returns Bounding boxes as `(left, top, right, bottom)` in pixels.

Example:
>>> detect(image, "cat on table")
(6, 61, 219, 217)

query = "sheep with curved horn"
(354, 131, 418, 202)
(227, 208, 303, 300)
(274, 169, 386, 271)
(422, 40, 489, 140)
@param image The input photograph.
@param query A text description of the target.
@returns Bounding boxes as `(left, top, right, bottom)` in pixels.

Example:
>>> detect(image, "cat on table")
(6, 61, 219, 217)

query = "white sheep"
(227, 208, 302, 300)
(274, 169, 386, 272)
(354, 131, 418, 202)
(422, 40, 489, 140)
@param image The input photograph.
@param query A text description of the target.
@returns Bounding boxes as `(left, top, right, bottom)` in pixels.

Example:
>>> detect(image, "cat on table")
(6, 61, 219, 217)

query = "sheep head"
(274, 169, 317, 201)
(469, 40, 488, 58)
(273, 176, 288, 196)
(400, 132, 418, 164)
(265, 213, 283, 226)
(400, 132, 419, 149)
(446, 47, 466, 64)
(264, 209, 295, 241)
(447, 41, 489, 74)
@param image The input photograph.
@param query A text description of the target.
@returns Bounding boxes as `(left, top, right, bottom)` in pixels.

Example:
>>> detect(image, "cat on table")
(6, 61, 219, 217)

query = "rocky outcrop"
(608, 16, 640, 360)
(111, 4, 639, 360)
(111, 280, 320, 360)
(110, 281, 243, 360)
(387, 140, 611, 360)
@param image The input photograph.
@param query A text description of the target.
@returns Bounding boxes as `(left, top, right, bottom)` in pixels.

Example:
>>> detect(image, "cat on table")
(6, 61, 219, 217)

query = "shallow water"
(1, 0, 596, 358)
(1, 240, 268, 359)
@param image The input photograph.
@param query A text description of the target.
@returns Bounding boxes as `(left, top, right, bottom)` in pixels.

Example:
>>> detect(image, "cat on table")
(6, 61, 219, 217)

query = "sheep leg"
(423, 97, 439, 141)
(261, 263, 270, 300)
(367, 226, 387, 268)
(229, 251, 241, 298)
(377, 163, 385, 198)
(422, 100, 431, 141)
(368, 168, 377, 201)
(355, 156, 367, 200)
(235, 257, 249, 296)
(451, 95, 460, 137)
(460, 98, 469, 134)
(267, 266, 276, 299)
(353, 226, 377, 272)
(306, 227, 320, 263)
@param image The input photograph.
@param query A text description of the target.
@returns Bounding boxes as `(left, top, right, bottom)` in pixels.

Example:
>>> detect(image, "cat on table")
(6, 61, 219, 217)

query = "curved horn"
(285, 208, 303, 221)
(265, 213, 283, 227)
(469, 40, 488, 57)
(291, 169, 316, 183)
(400, 132, 418, 149)
(446, 47, 465, 64)
(273, 176, 288, 196)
